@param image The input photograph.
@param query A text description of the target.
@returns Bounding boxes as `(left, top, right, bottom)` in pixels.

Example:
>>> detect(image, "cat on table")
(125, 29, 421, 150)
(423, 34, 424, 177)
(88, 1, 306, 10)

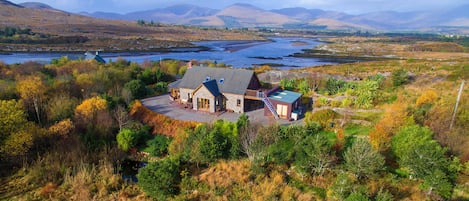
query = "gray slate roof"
(85, 51, 106, 63)
(175, 67, 255, 95)
(201, 79, 221, 97)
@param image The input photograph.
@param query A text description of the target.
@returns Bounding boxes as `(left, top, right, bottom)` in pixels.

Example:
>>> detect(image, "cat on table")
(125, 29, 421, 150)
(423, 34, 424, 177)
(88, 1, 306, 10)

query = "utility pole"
(450, 80, 465, 130)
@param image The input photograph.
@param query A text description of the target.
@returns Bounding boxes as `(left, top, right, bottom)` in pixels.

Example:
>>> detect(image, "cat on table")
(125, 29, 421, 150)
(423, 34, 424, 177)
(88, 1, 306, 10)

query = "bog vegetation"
(0, 36, 468, 201)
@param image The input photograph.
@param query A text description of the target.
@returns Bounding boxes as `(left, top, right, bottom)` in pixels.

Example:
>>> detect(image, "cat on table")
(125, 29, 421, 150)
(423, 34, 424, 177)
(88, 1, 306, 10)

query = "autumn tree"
(0, 100, 40, 159)
(16, 75, 46, 124)
(74, 96, 108, 130)
(47, 94, 78, 122)
(369, 99, 411, 153)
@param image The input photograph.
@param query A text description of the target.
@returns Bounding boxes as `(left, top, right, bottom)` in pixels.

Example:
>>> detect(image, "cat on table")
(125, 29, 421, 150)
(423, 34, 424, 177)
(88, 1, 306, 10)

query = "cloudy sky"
(9, 0, 468, 14)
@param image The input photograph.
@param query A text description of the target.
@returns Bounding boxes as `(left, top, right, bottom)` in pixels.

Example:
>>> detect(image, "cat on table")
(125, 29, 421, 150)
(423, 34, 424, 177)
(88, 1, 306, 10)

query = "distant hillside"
(19, 2, 53, 9)
(0, 1, 262, 52)
(86, 3, 469, 33)
(0, 0, 20, 7)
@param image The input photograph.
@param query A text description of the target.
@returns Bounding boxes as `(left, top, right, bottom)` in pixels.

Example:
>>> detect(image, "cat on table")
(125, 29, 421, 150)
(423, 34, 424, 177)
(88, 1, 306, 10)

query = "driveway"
(141, 95, 301, 125)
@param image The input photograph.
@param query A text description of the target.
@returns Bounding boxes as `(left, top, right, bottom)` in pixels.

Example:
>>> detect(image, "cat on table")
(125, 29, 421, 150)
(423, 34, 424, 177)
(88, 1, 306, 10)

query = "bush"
(116, 129, 139, 152)
(138, 157, 181, 200)
(305, 109, 338, 129)
(391, 69, 408, 87)
(124, 79, 147, 99)
(144, 135, 172, 157)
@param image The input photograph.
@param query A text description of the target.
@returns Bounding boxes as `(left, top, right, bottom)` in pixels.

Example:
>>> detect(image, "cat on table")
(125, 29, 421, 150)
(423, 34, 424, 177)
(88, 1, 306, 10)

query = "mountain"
(271, 7, 326, 21)
(19, 2, 54, 9)
(83, 4, 218, 25)
(70, 2, 469, 32)
(0, 0, 21, 7)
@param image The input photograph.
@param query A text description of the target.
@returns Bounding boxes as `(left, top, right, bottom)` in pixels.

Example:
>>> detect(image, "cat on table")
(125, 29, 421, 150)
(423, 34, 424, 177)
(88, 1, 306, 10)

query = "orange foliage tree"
(369, 100, 411, 153)
(129, 100, 199, 137)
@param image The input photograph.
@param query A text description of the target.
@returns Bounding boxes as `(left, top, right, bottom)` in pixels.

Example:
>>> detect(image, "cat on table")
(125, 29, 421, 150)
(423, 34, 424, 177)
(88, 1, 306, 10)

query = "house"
(263, 87, 303, 120)
(85, 51, 106, 64)
(168, 67, 303, 120)
(168, 67, 263, 113)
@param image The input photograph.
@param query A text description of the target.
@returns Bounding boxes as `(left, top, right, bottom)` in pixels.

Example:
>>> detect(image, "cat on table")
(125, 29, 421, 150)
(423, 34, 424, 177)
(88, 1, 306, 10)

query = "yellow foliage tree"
(16, 75, 46, 124)
(416, 90, 438, 106)
(369, 100, 412, 153)
(74, 96, 107, 123)
(48, 119, 75, 137)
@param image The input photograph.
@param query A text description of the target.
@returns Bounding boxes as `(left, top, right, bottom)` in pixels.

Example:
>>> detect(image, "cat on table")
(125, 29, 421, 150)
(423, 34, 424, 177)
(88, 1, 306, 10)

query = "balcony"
(245, 89, 265, 100)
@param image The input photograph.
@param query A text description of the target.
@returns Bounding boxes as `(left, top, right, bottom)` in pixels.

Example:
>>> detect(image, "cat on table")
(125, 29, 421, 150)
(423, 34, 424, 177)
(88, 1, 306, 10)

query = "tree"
(145, 135, 172, 157)
(47, 94, 78, 122)
(124, 79, 147, 99)
(294, 134, 334, 176)
(0, 100, 42, 159)
(74, 96, 107, 123)
(344, 138, 385, 179)
(369, 100, 410, 152)
(113, 105, 130, 131)
(138, 157, 181, 200)
(0, 100, 27, 141)
(199, 125, 230, 162)
(329, 172, 355, 200)
(16, 75, 46, 124)
(391, 125, 456, 199)
(116, 129, 138, 152)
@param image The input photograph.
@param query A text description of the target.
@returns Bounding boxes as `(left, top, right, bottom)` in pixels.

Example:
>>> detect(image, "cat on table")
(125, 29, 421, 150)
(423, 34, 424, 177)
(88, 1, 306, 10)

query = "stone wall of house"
(193, 86, 215, 113)
(224, 93, 244, 113)
(179, 88, 193, 103)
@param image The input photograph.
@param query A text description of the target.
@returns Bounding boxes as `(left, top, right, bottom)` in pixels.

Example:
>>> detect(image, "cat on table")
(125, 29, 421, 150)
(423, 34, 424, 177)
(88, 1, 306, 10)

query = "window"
(204, 76, 211, 82)
(237, 99, 241, 106)
(219, 78, 225, 84)
(198, 98, 210, 110)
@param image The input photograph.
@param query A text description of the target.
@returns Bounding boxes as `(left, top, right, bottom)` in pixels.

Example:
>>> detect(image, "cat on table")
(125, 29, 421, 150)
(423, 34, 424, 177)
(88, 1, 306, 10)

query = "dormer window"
(204, 76, 211, 82)
(219, 78, 225, 84)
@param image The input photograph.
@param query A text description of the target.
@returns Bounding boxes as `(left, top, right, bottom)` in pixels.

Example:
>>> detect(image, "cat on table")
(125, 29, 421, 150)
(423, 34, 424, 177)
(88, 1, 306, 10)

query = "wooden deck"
(245, 89, 265, 100)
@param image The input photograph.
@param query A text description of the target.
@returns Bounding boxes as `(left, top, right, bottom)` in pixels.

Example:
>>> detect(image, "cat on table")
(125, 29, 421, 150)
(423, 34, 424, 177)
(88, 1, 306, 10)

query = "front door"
(276, 104, 288, 118)
(198, 98, 210, 111)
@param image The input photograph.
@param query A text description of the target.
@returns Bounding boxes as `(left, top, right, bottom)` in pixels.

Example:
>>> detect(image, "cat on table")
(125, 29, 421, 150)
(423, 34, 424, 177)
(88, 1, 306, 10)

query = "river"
(0, 37, 337, 68)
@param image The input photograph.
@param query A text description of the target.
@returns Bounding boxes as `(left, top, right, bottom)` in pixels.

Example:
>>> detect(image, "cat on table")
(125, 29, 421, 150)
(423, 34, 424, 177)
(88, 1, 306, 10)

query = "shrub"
(391, 69, 408, 87)
(305, 109, 338, 129)
(415, 90, 438, 106)
(116, 129, 138, 152)
(144, 135, 172, 157)
(138, 157, 181, 200)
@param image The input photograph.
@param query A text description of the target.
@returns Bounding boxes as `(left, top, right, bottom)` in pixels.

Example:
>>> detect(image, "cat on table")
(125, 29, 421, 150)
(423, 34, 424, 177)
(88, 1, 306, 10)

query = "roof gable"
(177, 67, 254, 95)
(85, 51, 106, 63)
(198, 79, 221, 97)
